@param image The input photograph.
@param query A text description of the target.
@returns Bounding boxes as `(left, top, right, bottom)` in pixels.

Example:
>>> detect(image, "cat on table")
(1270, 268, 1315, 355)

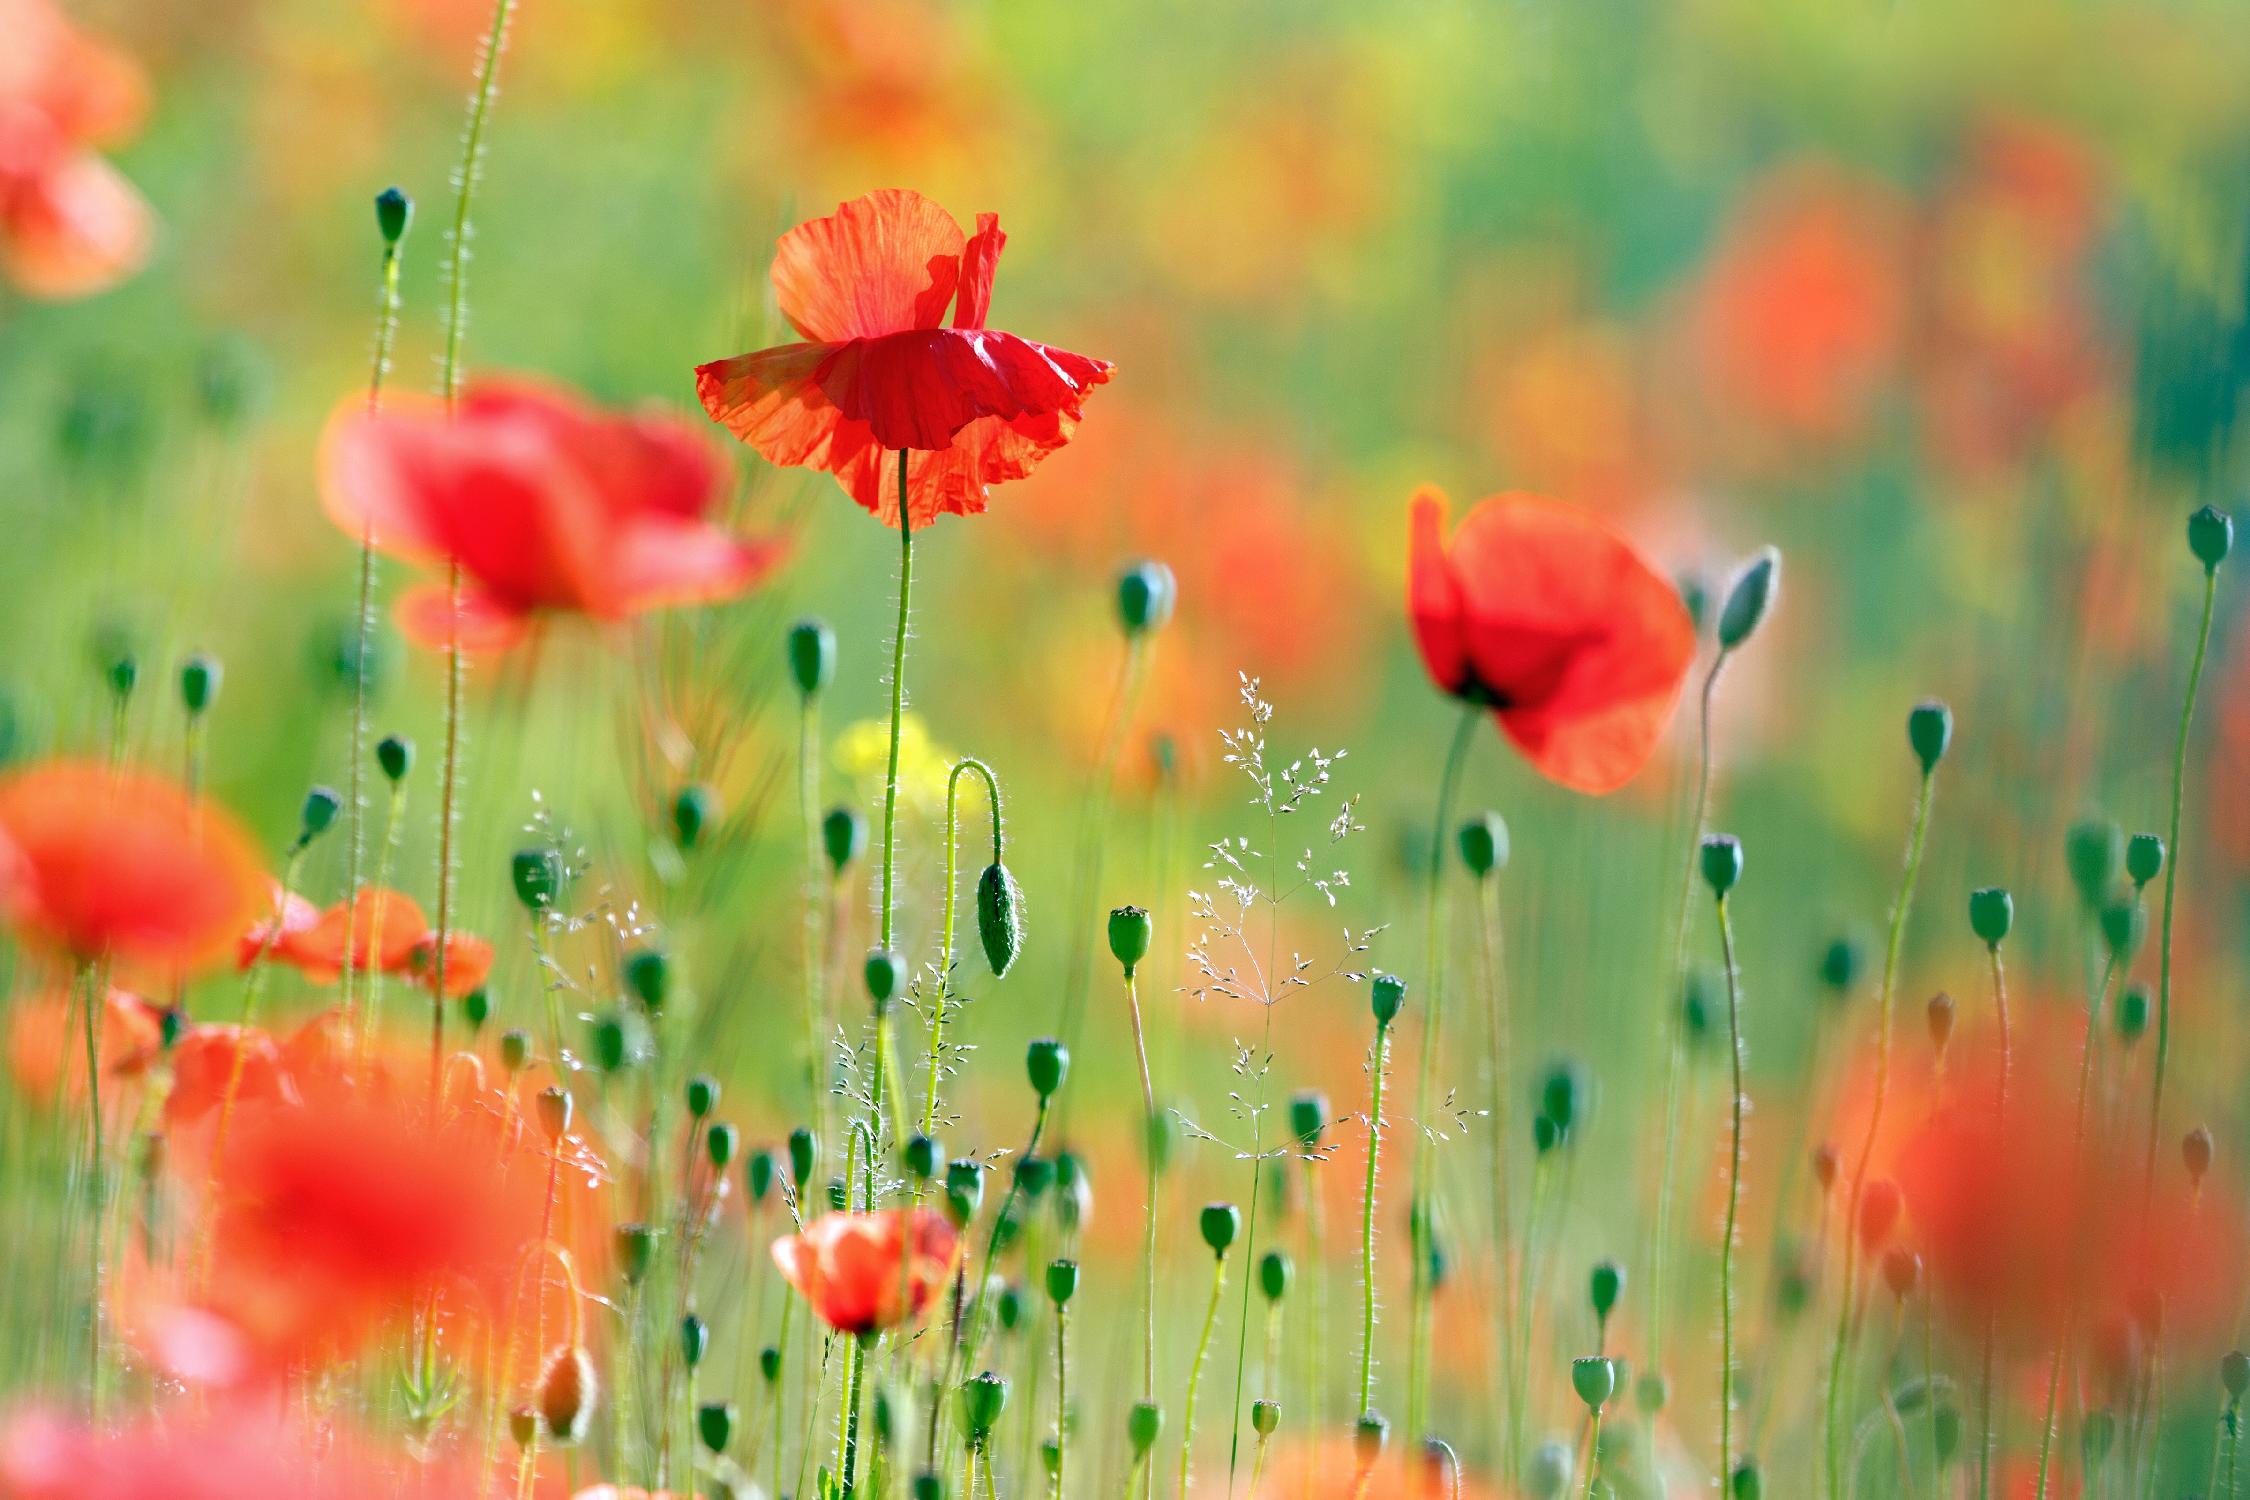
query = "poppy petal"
(771, 188, 965, 342)
(818, 328, 1113, 452)
(0, 141, 152, 301)
(610, 522, 788, 615)
(1406, 486, 1470, 695)
(394, 582, 532, 655)
(953, 212, 1003, 329)
(694, 342, 874, 473)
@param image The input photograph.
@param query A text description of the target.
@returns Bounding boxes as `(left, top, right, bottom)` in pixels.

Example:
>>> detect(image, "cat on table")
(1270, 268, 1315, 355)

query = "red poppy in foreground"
(772, 1208, 959, 1334)
(1408, 486, 1695, 793)
(0, 761, 268, 974)
(0, 1403, 461, 1500)
(0, 0, 154, 299)
(322, 379, 784, 652)
(696, 188, 1114, 527)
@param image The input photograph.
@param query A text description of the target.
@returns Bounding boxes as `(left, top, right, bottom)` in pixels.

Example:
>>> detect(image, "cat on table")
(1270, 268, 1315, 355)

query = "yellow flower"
(834, 713, 955, 815)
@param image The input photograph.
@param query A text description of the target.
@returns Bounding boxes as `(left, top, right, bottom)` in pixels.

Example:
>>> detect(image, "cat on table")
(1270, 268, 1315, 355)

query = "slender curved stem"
(879, 449, 915, 954)
(1180, 1252, 1228, 1500)
(2149, 567, 2217, 1198)
(1057, 630, 1152, 1064)
(1125, 969, 1159, 1399)
(1715, 891, 1745, 1487)
(799, 685, 827, 1135)
(925, 757, 1003, 1137)
(1475, 870, 1516, 1464)
(1357, 1016, 1392, 1418)
(1223, 1008, 1278, 1496)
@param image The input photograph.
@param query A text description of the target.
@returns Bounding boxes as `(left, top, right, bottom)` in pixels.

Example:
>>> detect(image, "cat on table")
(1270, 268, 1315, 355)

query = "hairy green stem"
(1357, 1015, 1392, 1418)
(925, 757, 1003, 1137)
(1715, 890, 1745, 1486)
(2148, 567, 2217, 1197)
(1180, 1251, 1228, 1500)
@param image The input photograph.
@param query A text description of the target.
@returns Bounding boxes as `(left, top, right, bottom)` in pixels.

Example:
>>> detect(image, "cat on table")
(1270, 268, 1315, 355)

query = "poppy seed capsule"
(672, 783, 717, 851)
(1818, 934, 1865, 996)
(1128, 1400, 1164, 1456)
(1533, 1114, 1562, 1155)
(614, 1222, 657, 1285)
(758, 1346, 781, 1383)
(536, 1344, 597, 1445)
(822, 806, 867, 872)
(1590, 1259, 1624, 1320)
(959, 1371, 1009, 1444)
(685, 1074, 719, 1119)
(1014, 1153, 1054, 1199)
(1926, 992, 1955, 1051)
(2184, 1126, 2215, 1184)
(536, 1086, 573, 1142)
(2100, 897, 2144, 960)
(375, 186, 412, 245)
(376, 733, 413, 783)
(1108, 905, 1153, 977)
(788, 1127, 818, 1190)
(1731, 1461, 1763, 1500)
(508, 1408, 537, 1448)
(865, 948, 904, 1007)
(945, 1157, 983, 1223)
(1289, 1090, 1328, 1149)
(786, 619, 837, 697)
(977, 862, 1024, 977)
(1353, 1414, 1389, 1462)
(298, 786, 341, 842)
(746, 1148, 776, 1202)
(1116, 560, 1177, 634)
(179, 653, 221, 716)
(462, 987, 490, 1031)
(2189, 504, 2235, 572)
(707, 1122, 738, 1171)
(1571, 1355, 1617, 1411)
(499, 1028, 531, 1074)
(1252, 1399, 1280, 1437)
(1541, 1061, 1586, 1134)
(1046, 1258, 1079, 1305)
(1968, 887, 2013, 947)
(624, 949, 669, 1012)
(1716, 546, 1781, 652)
(1457, 812, 1509, 878)
(698, 1400, 735, 1455)
(1370, 973, 1407, 1027)
(903, 1133, 941, 1182)
(1907, 700, 1953, 775)
(2127, 832, 2165, 887)
(106, 651, 137, 701)
(1259, 1248, 1293, 1302)
(1199, 1201, 1241, 1256)
(2117, 984, 2150, 1044)
(511, 847, 562, 912)
(1026, 1038, 1069, 1099)
(2066, 818, 2124, 913)
(1699, 834, 1743, 896)
(2224, 1351, 2250, 1402)
(591, 1013, 629, 1073)
(680, 1314, 708, 1369)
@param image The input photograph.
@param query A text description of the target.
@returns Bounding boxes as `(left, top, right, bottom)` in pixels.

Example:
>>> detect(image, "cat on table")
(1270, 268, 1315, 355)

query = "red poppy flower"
(322, 379, 784, 652)
(771, 1208, 959, 1334)
(0, 1403, 449, 1500)
(403, 928, 492, 998)
(165, 1024, 291, 1127)
(5, 984, 159, 1103)
(1407, 486, 1695, 794)
(0, 0, 153, 301)
(0, 761, 269, 975)
(277, 887, 429, 983)
(696, 189, 1114, 527)
(237, 882, 317, 971)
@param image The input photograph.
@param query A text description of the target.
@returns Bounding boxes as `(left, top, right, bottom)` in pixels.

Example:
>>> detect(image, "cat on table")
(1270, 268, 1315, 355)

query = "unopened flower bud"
(500, 1028, 531, 1074)
(698, 1399, 735, 1454)
(1590, 1259, 1623, 1321)
(180, 653, 221, 716)
(977, 862, 1024, 977)
(1968, 887, 2013, 947)
(1731, 1461, 1763, 1500)
(1907, 700, 1953, 775)
(2189, 504, 2235, 573)
(1116, 561, 1177, 634)
(2066, 818, 2123, 912)
(623, 948, 669, 1012)
(788, 1127, 818, 1190)
(1259, 1249, 1293, 1302)
(536, 1086, 573, 1142)
(1700, 834, 1743, 896)
(747, 1149, 776, 1203)
(787, 619, 837, 697)
(707, 1122, 738, 1171)
(376, 733, 413, 783)
(2100, 897, 2144, 961)
(462, 987, 489, 1031)
(685, 1074, 718, 1119)
(672, 783, 717, 850)
(1199, 1201, 1240, 1257)
(864, 948, 904, 1009)
(298, 786, 341, 843)
(614, 1223, 657, 1285)
(1046, 1258, 1079, 1306)
(512, 847, 562, 912)
(1457, 813, 1508, 878)
(1290, 1090, 1328, 1150)
(2117, 983, 2150, 1044)
(1026, 1038, 1069, 1099)
(1716, 546, 1780, 652)
(1370, 973, 1406, 1027)
(904, 1133, 941, 1182)
(375, 187, 412, 246)
(1926, 992, 1955, 1052)
(680, 1313, 708, 1369)
(536, 1344, 598, 1445)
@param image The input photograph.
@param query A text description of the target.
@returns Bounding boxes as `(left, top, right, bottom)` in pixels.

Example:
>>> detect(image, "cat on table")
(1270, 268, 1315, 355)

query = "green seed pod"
(1731, 1460, 1763, 1500)
(672, 783, 717, 850)
(1529, 1439, 1573, 1499)
(179, 653, 221, 716)
(509, 1407, 537, 1449)
(1907, 700, 1953, 775)
(788, 1127, 818, 1191)
(1199, 1201, 1241, 1257)
(1541, 1060, 1587, 1135)
(376, 733, 413, 783)
(462, 986, 490, 1031)
(912, 1472, 945, 1500)
(1968, 886, 2014, 947)
(1245, 1399, 1279, 1439)
(299, 786, 342, 842)
(1289, 1090, 1329, 1150)
(1128, 1401, 1164, 1457)
(1590, 1259, 1624, 1321)
(1716, 547, 1780, 652)
(959, 1371, 1009, 1443)
(1571, 1355, 1616, 1410)
(1699, 834, 1743, 896)
(2117, 983, 2150, 1044)
(1045, 1258, 1079, 1306)
(1817, 934, 1865, 997)
(685, 1074, 719, 1119)
(1532, 1114, 1562, 1156)
(1370, 973, 1406, 1027)
(536, 1344, 597, 1445)
(1635, 1372, 1668, 1416)
(1457, 813, 1508, 878)
(2184, 1125, 2215, 1185)
(976, 862, 1025, 977)
(904, 1133, 941, 1182)
(680, 1313, 708, 1369)
(707, 1122, 739, 1171)
(2189, 504, 2235, 573)
(2066, 818, 2124, 912)
(758, 1345, 781, 1383)
(1116, 561, 1177, 634)
(787, 618, 837, 697)
(623, 948, 670, 1012)
(591, 1012, 629, 1073)
(1259, 1248, 1293, 1302)
(946, 1158, 984, 1225)
(1014, 1154, 1055, 1200)
(614, 1223, 657, 1285)
(1353, 1414, 1389, 1463)
(2126, 832, 2165, 887)
(2099, 896, 2144, 960)
(106, 649, 138, 702)
(1108, 905, 1153, 977)
(375, 186, 413, 245)
(864, 948, 905, 1008)
(823, 806, 868, 872)
(746, 1149, 776, 1203)
(698, 1399, 735, 1455)
(535, 1086, 573, 1142)
(1026, 1038, 1069, 1099)
(512, 847, 563, 912)
(500, 1028, 532, 1074)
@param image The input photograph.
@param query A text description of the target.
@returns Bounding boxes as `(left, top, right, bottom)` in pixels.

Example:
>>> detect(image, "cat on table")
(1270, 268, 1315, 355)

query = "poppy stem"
(1124, 966, 1159, 1401)
(1824, 755, 1940, 1500)
(1473, 867, 1516, 1471)
(1222, 1010, 1277, 1498)
(76, 956, 108, 1411)
(357, 778, 405, 1073)
(1180, 1247, 1229, 1500)
(800, 682, 827, 1140)
(1713, 887, 1745, 1489)
(879, 448, 914, 956)
(2148, 564, 2216, 1203)
(1055, 630, 1152, 1082)
(1054, 1297, 1070, 1500)
(1581, 1406, 1605, 1500)
(926, 757, 1003, 1140)
(1357, 1010, 1393, 1420)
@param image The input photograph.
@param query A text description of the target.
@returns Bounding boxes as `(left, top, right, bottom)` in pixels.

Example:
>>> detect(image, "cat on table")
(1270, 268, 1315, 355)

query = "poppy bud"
(2189, 504, 2235, 573)
(2127, 832, 2165, 887)
(1926, 992, 1955, 1052)
(680, 1313, 708, 1369)
(1457, 813, 1509, 878)
(1699, 834, 1743, 897)
(615, 1222, 657, 1285)
(946, 1158, 984, 1223)
(463, 987, 490, 1031)
(1907, 700, 1953, 775)
(1811, 1142, 1838, 1192)
(536, 1086, 573, 1142)
(698, 1399, 735, 1455)
(106, 649, 138, 702)
(864, 948, 905, 1010)
(1108, 905, 1153, 977)
(1290, 1090, 1329, 1150)
(913, 1472, 945, 1500)
(1590, 1259, 1623, 1321)
(298, 786, 342, 844)
(2100, 897, 2144, 961)
(1026, 1038, 1069, 1099)
(1354, 1414, 1389, 1463)
(1882, 1247, 1922, 1300)
(509, 1407, 537, 1448)
(977, 862, 1024, 977)
(1039, 1438, 1058, 1479)
(1541, 1060, 1587, 1135)
(1259, 1249, 1293, 1302)
(672, 783, 717, 850)
(375, 186, 412, 246)
(2185, 1126, 2214, 1185)
(1716, 546, 1781, 652)
(1968, 887, 2013, 948)
(1529, 1439, 1574, 1498)
(788, 1127, 818, 1190)
(2066, 818, 2124, 912)
(1199, 1201, 1241, 1257)
(1857, 1179, 1902, 1249)
(1252, 1399, 1280, 1437)
(624, 948, 669, 1012)
(2224, 1351, 2250, 1402)
(160, 1008, 186, 1049)
(904, 1133, 941, 1182)
(500, 1028, 532, 1074)
(1371, 973, 1407, 1027)
(1128, 1401, 1164, 1457)
(1775, 1249, 1814, 1319)
(2117, 983, 2150, 1044)
(180, 653, 221, 716)
(1731, 1461, 1763, 1500)
(1682, 968, 1715, 1047)
(747, 1148, 776, 1203)
(707, 1122, 738, 1171)
(591, 1012, 629, 1073)
(1116, 561, 1177, 634)
(1014, 1153, 1055, 1200)
(1046, 1258, 1079, 1306)
(823, 806, 867, 872)
(1571, 1355, 1617, 1410)
(1635, 1373, 1668, 1415)
(685, 1074, 719, 1119)
(787, 619, 837, 697)
(959, 1372, 1009, 1444)
(512, 847, 562, 912)
(536, 1344, 598, 1444)
(376, 733, 413, 783)
(758, 1346, 781, 1383)
(1818, 934, 1865, 996)
(1533, 1115, 1562, 1156)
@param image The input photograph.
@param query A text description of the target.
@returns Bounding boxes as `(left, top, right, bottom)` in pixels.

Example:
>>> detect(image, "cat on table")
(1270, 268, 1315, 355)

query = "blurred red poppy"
(696, 188, 1114, 527)
(322, 379, 783, 652)
(404, 929, 492, 998)
(1408, 486, 1695, 794)
(0, 0, 153, 300)
(164, 1024, 291, 1127)
(0, 762, 268, 976)
(0, 1402, 450, 1500)
(771, 1208, 959, 1334)
(278, 887, 428, 982)
(4, 984, 159, 1103)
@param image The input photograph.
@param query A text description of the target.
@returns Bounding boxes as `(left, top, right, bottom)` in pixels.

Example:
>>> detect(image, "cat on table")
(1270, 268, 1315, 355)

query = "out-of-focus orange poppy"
(697, 189, 1114, 527)
(0, 1402, 460, 1500)
(573, 1489, 679, 1500)
(1407, 486, 1695, 794)
(4, 984, 160, 1103)
(771, 1208, 959, 1335)
(164, 1024, 291, 1127)
(403, 929, 493, 998)
(0, 0, 153, 300)
(237, 883, 317, 971)
(322, 379, 783, 653)
(1251, 1435, 1512, 1500)
(279, 887, 428, 982)
(0, 762, 268, 977)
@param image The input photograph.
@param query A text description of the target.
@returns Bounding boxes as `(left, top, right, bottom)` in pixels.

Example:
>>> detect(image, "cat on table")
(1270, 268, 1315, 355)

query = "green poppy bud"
(946, 1158, 984, 1224)
(1014, 1153, 1055, 1199)
(1457, 813, 1508, 877)
(1370, 973, 1406, 1027)
(787, 618, 837, 697)
(1128, 1401, 1164, 1457)
(500, 1028, 532, 1074)
(698, 1399, 735, 1454)
(1817, 934, 1865, 996)
(1541, 1060, 1586, 1135)
(788, 1127, 818, 1190)
(1717, 547, 1780, 652)
(1354, 1413, 1389, 1463)
(679, 1313, 708, 1369)
(1108, 905, 1153, 977)
(512, 847, 563, 912)
(375, 186, 412, 246)
(536, 1344, 597, 1445)
(2066, 818, 2124, 912)
(1116, 560, 1177, 634)
(376, 733, 413, 784)
(1533, 1114, 1562, 1155)
(1252, 1399, 1279, 1437)
(865, 948, 905, 1009)
(106, 649, 137, 702)
(298, 786, 341, 843)
(2126, 832, 2165, 887)
(1289, 1090, 1328, 1150)
(904, 1133, 941, 1182)
(1968, 887, 2013, 948)
(746, 1149, 776, 1203)
(1259, 1248, 1293, 1302)
(2116, 983, 2150, 1044)
(1908, 700, 1952, 776)
(2189, 504, 2235, 573)
(1590, 1259, 1624, 1321)
(535, 1086, 573, 1142)
(2100, 896, 2144, 960)
(614, 1222, 657, 1285)
(591, 1012, 629, 1073)
(1026, 1038, 1069, 1099)
(707, 1122, 738, 1171)
(462, 986, 490, 1031)
(977, 862, 1024, 977)
(758, 1345, 781, 1383)
(911, 1471, 945, 1500)
(685, 1074, 718, 1119)
(823, 806, 867, 872)
(1700, 834, 1743, 896)
(1571, 1354, 1616, 1410)
(1199, 1201, 1241, 1256)
(623, 948, 669, 1012)
(959, 1372, 1009, 1444)
(1933, 1404, 1962, 1463)
(672, 783, 717, 850)
(179, 653, 221, 716)
(1045, 1258, 1079, 1306)
(1731, 1460, 1763, 1500)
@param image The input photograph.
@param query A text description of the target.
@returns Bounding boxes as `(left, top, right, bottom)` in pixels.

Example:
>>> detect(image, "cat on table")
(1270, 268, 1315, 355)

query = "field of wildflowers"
(8, 1, 2250, 1498)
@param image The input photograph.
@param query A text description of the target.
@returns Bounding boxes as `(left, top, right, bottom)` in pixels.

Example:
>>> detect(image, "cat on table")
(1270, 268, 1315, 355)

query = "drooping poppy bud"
(977, 862, 1024, 977)
(865, 948, 905, 1008)
(536, 1344, 598, 1445)
(297, 786, 342, 846)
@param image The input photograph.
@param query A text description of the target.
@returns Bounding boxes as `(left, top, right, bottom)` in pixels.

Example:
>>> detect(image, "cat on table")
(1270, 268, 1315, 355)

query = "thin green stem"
(1357, 1016, 1392, 1418)
(800, 690, 827, 1136)
(1125, 968, 1159, 1399)
(2149, 567, 2217, 1198)
(926, 757, 1003, 1138)
(1474, 873, 1516, 1467)
(880, 448, 914, 954)
(1180, 1252, 1228, 1500)
(77, 958, 106, 1410)
(1715, 891, 1745, 1487)
(1582, 1408, 1605, 1500)
(1223, 1009, 1278, 1496)
(1055, 1302, 1070, 1500)
(1057, 632, 1151, 1065)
